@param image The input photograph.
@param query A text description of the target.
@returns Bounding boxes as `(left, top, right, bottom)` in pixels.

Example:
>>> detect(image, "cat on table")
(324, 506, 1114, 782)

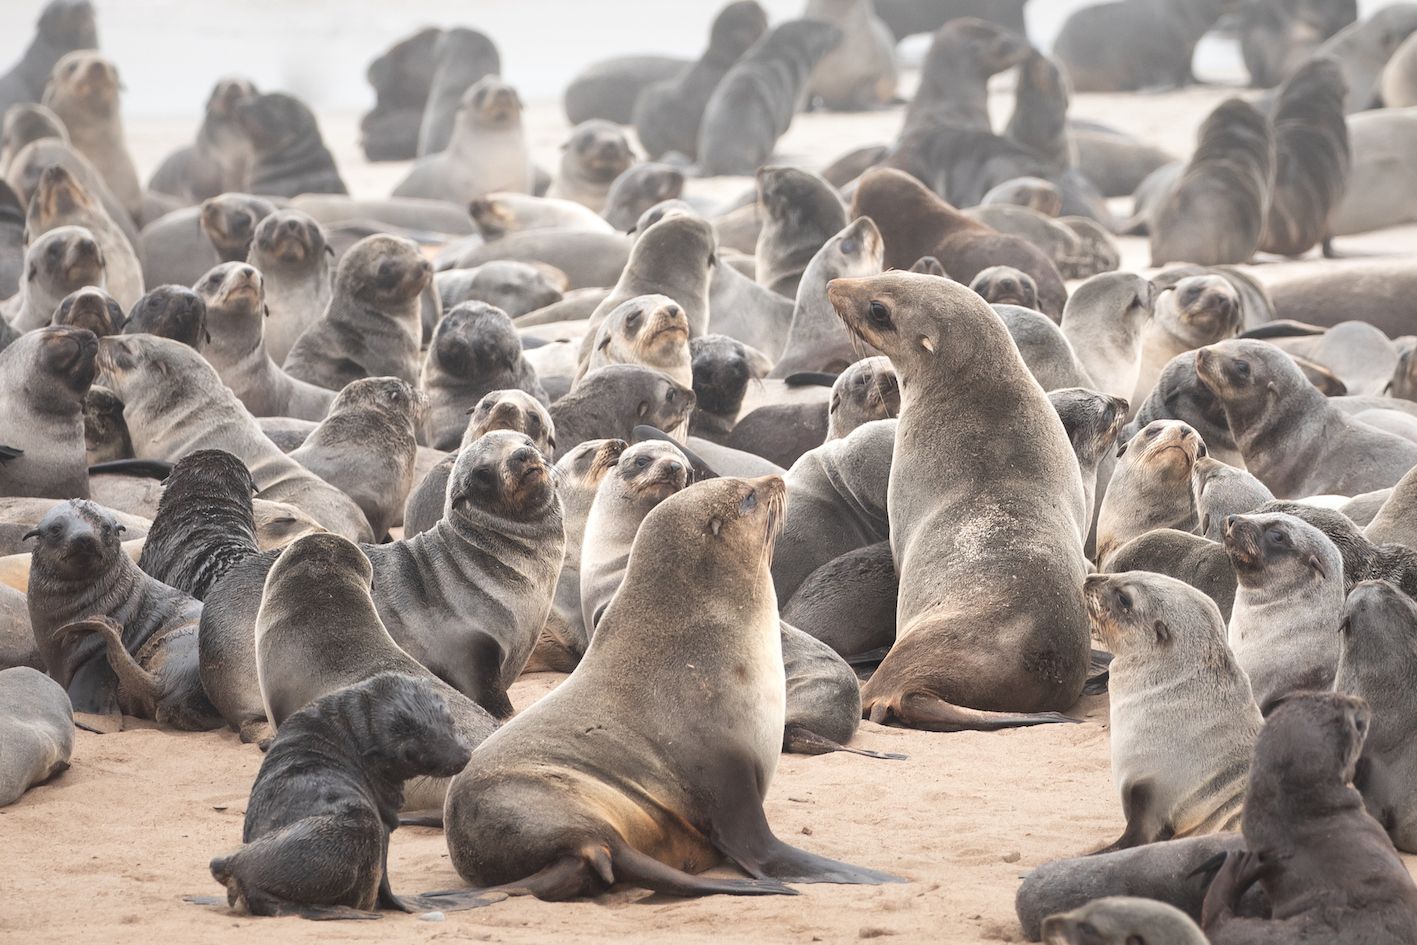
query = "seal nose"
(512, 446, 536, 465)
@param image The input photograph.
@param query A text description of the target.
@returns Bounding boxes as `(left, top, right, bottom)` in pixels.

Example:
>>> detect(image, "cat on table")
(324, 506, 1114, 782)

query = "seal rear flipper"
(87, 459, 175, 480)
(55, 616, 165, 710)
(489, 845, 796, 901)
(395, 889, 507, 913)
(782, 722, 907, 761)
(865, 691, 1080, 732)
(1089, 779, 1173, 855)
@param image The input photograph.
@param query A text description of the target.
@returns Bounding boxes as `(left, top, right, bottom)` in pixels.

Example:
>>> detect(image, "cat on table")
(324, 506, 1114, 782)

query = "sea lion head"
(37, 0, 97, 49)
(1048, 388, 1129, 468)
(707, 0, 769, 62)
(25, 498, 122, 580)
(463, 389, 555, 456)
(830, 356, 901, 438)
(691, 334, 771, 422)
(431, 301, 522, 382)
(124, 285, 208, 349)
(235, 92, 321, 152)
(827, 270, 996, 378)
(982, 176, 1064, 216)
(337, 233, 431, 304)
(195, 262, 264, 327)
(611, 440, 691, 506)
(597, 294, 689, 367)
(970, 265, 1038, 309)
(1040, 895, 1207, 945)
(562, 119, 634, 183)
(632, 475, 787, 590)
(1340, 579, 1417, 673)
(351, 672, 473, 779)
(1194, 339, 1299, 421)
(25, 224, 104, 297)
(1084, 571, 1212, 659)
(204, 77, 259, 120)
(555, 438, 627, 491)
(44, 51, 119, 115)
(1246, 691, 1370, 817)
(53, 285, 122, 336)
(250, 209, 326, 268)
(448, 429, 557, 520)
(330, 376, 427, 433)
(198, 193, 275, 261)
(27, 163, 96, 225)
(1115, 419, 1205, 481)
(604, 163, 686, 231)
(1222, 511, 1337, 593)
(1158, 275, 1242, 348)
(462, 76, 523, 130)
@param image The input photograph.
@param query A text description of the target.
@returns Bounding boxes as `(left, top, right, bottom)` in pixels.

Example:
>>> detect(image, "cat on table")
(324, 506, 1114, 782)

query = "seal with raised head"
(545, 120, 635, 213)
(697, 19, 842, 176)
(209, 672, 484, 918)
(194, 262, 335, 421)
(0, 0, 97, 120)
(395, 77, 532, 204)
(0, 325, 96, 500)
(576, 294, 691, 390)
(234, 91, 346, 197)
(358, 27, 440, 162)
(52, 285, 122, 336)
(1050, 387, 1129, 523)
(904, 17, 1031, 131)
(283, 234, 430, 391)
(1085, 571, 1262, 851)
(415, 27, 502, 157)
(633, 1, 768, 159)
(1194, 458, 1273, 540)
(147, 77, 258, 203)
(829, 272, 1090, 729)
(245, 208, 332, 365)
(41, 51, 142, 221)
(2, 224, 105, 333)
(754, 165, 847, 300)
(1059, 272, 1154, 403)
(1132, 275, 1242, 408)
(1260, 56, 1350, 257)
(768, 217, 884, 375)
(25, 163, 141, 309)
(583, 212, 716, 343)
(444, 475, 901, 898)
(1222, 511, 1344, 713)
(122, 285, 208, 349)
(1096, 420, 1205, 566)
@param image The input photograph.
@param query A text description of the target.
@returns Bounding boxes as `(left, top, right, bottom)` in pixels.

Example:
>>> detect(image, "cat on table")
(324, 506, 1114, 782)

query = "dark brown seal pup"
(137, 449, 257, 602)
(148, 78, 259, 202)
(122, 285, 208, 349)
(0, 0, 97, 122)
(282, 234, 430, 390)
(633, 1, 768, 160)
(26, 499, 219, 729)
(1053, 0, 1233, 92)
(754, 165, 847, 299)
(1149, 99, 1275, 267)
(359, 27, 440, 162)
(697, 19, 842, 176)
(235, 92, 346, 197)
(209, 672, 483, 918)
(904, 17, 1031, 132)
(0, 325, 96, 500)
(52, 285, 122, 336)
(850, 167, 1069, 319)
(1260, 57, 1351, 258)
(444, 476, 901, 898)
(1200, 692, 1417, 944)
(830, 272, 1089, 729)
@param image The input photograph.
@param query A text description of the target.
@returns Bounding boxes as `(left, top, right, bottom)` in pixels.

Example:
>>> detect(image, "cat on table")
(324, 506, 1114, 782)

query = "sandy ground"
(6, 70, 1417, 945)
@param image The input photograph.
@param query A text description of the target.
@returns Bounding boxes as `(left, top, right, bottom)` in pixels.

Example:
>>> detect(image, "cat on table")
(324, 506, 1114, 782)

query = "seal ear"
(1308, 554, 1327, 580)
(708, 516, 722, 537)
(1115, 436, 1130, 458)
(1153, 619, 1170, 645)
(21, 528, 39, 542)
(918, 336, 934, 353)
(324, 243, 335, 258)
(637, 401, 648, 418)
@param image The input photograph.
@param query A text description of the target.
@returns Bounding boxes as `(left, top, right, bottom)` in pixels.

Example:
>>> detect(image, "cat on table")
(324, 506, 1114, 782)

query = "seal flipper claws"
(1083, 670, 1110, 696)
(782, 722, 906, 760)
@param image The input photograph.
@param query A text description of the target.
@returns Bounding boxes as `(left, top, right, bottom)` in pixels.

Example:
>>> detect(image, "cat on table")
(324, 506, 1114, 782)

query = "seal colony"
(4, 0, 1417, 941)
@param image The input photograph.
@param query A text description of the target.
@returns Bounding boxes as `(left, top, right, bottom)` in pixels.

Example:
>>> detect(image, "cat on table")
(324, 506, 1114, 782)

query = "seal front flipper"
(782, 722, 907, 761)
(1090, 779, 1173, 855)
(55, 617, 166, 710)
(0, 445, 22, 461)
(865, 691, 1080, 732)
(64, 650, 121, 724)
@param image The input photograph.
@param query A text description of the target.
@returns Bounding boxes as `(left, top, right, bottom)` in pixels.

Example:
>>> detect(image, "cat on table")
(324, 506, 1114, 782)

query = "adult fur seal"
(415, 28, 502, 158)
(444, 476, 900, 898)
(283, 234, 431, 390)
(850, 168, 1069, 319)
(633, 1, 768, 160)
(1195, 339, 1417, 497)
(0, 0, 97, 120)
(769, 217, 884, 375)
(235, 92, 346, 197)
(0, 666, 73, 807)
(358, 27, 440, 162)
(697, 19, 842, 176)
(209, 672, 482, 918)
(122, 285, 207, 349)
(1222, 511, 1344, 712)
(1149, 99, 1274, 267)
(0, 325, 96, 500)
(246, 208, 333, 365)
(830, 272, 1090, 728)
(41, 51, 142, 221)
(421, 302, 548, 450)
(1096, 420, 1204, 567)
(1260, 56, 1351, 258)
(25, 163, 142, 309)
(194, 262, 335, 421)
(397, 78, 532, 203)
(2, 224, 105, 333)
(1084, 572, 1262, 851)
(26, 499, 219, 729)
(754, 165, 846, 299)
(199, 431, 564, 742)
(1199, 692, 1417, 944)
(97, 333, 373, 542)
(1053, 0, 1232, 92)
(545, 121, 634, 213)
(803, 0, 898, 110)
(289, 378, 424, 541)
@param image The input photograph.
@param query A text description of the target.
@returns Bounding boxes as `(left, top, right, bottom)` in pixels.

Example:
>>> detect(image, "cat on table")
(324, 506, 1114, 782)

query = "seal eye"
(1234, 360, 1251, 379)
(1267, 528, 1287, 545)
(635, 456, 650, 469)
(1115, 589, 1132, 612)
(840, 239, 858, 255)
(740, 491, 758, 514)
(868, 301, 891, 326)
(1145, 425, 1160, 439)
(665, 388, 676, 403)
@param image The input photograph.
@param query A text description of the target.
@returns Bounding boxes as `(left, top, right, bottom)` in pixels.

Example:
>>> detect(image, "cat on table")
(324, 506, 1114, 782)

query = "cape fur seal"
(0, 0, 97, 120)
(545, 121, 634, 213)
(234, 92, 346, 197)
(209, 672, 486, 918)
(41, 51, 142, 221)
(147, 77, 258, 203)
(969, 265, 1037, 309)
(754, 165, 847, 299)
(1105, 529, 1238, 621)
(830, 273, 1090, 729)
(193, 262, 335, 421)
(1194, 457, 1274, 540)
(25, 163, 142, 309)
(1085, 572, 1262, 851)
(850, 168, 1069, 319)
(415, 27, 501, 157)
(1260, 57, 1351, 257)
(444, 476, 901, 898)
(1200, 692, 1417, 944)
(905, 17, 1031, 132)
(563, 55, 686, 126)
(584, 212, 715, 343)
(436, 261, 564, 318)
(697, 19, 842, 176)
(283, 234, 431, 391)
(0, 666, 73, 807)
(358, 27, 440, 162)
(602, 163, 686, 231)
(1096, 420, 1204, 567)
(549, 364, 695, 453)
(769, 217, 884, 375)
(396, 77, 533, 204)
(245, 208, 333, 365)
(1133, 274, 1243, 408)
(0, 325, 96, 500)
(1149, 99, 1274, 268)
(1042, 897, 1208, 945)
(123, 285, 207, 349)
(803, 0, 898, 110)
(52, 285, 122, 336)
(1059, 272, 1154, 402)
(2, 224, 105, 333)
(1222, 511, 1344, 712)
(1053, 0, 1232, 92)
(1315, 2, 1417, 113)
(0, 103, 67, 176)
(633, 1, 768, 159)
(577, 294, 691, 390)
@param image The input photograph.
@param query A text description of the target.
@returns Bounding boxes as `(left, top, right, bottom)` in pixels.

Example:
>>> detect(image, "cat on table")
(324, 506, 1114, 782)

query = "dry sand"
(5, 78, 1417, 945)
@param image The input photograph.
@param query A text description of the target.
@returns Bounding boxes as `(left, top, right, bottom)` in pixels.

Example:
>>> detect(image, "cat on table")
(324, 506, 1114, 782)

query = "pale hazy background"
(4, 0, 1385, 117)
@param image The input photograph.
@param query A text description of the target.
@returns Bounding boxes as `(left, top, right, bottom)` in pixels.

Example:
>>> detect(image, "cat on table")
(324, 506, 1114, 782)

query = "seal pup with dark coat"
(52, 285, 122, 336)
(444, 476, 901, 898)
(1260, 56, 1351, 258)
(904, 17, 1031, 132)
(147, 77, 258, 203)
(235, 92, 346, 197)
(0, 325, 96, 500)
(829, 272, 1090, 729)
(0, 0, 97, 120)
(754, 165, 847, 300)
(358, 27, 440, 162)
(122, 285, 207, 349)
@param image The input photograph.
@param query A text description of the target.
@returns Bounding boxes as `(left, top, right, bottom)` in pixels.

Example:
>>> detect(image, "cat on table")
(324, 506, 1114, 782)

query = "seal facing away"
(829, 272, 1090, 729)
(444, 476, 901, 898)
